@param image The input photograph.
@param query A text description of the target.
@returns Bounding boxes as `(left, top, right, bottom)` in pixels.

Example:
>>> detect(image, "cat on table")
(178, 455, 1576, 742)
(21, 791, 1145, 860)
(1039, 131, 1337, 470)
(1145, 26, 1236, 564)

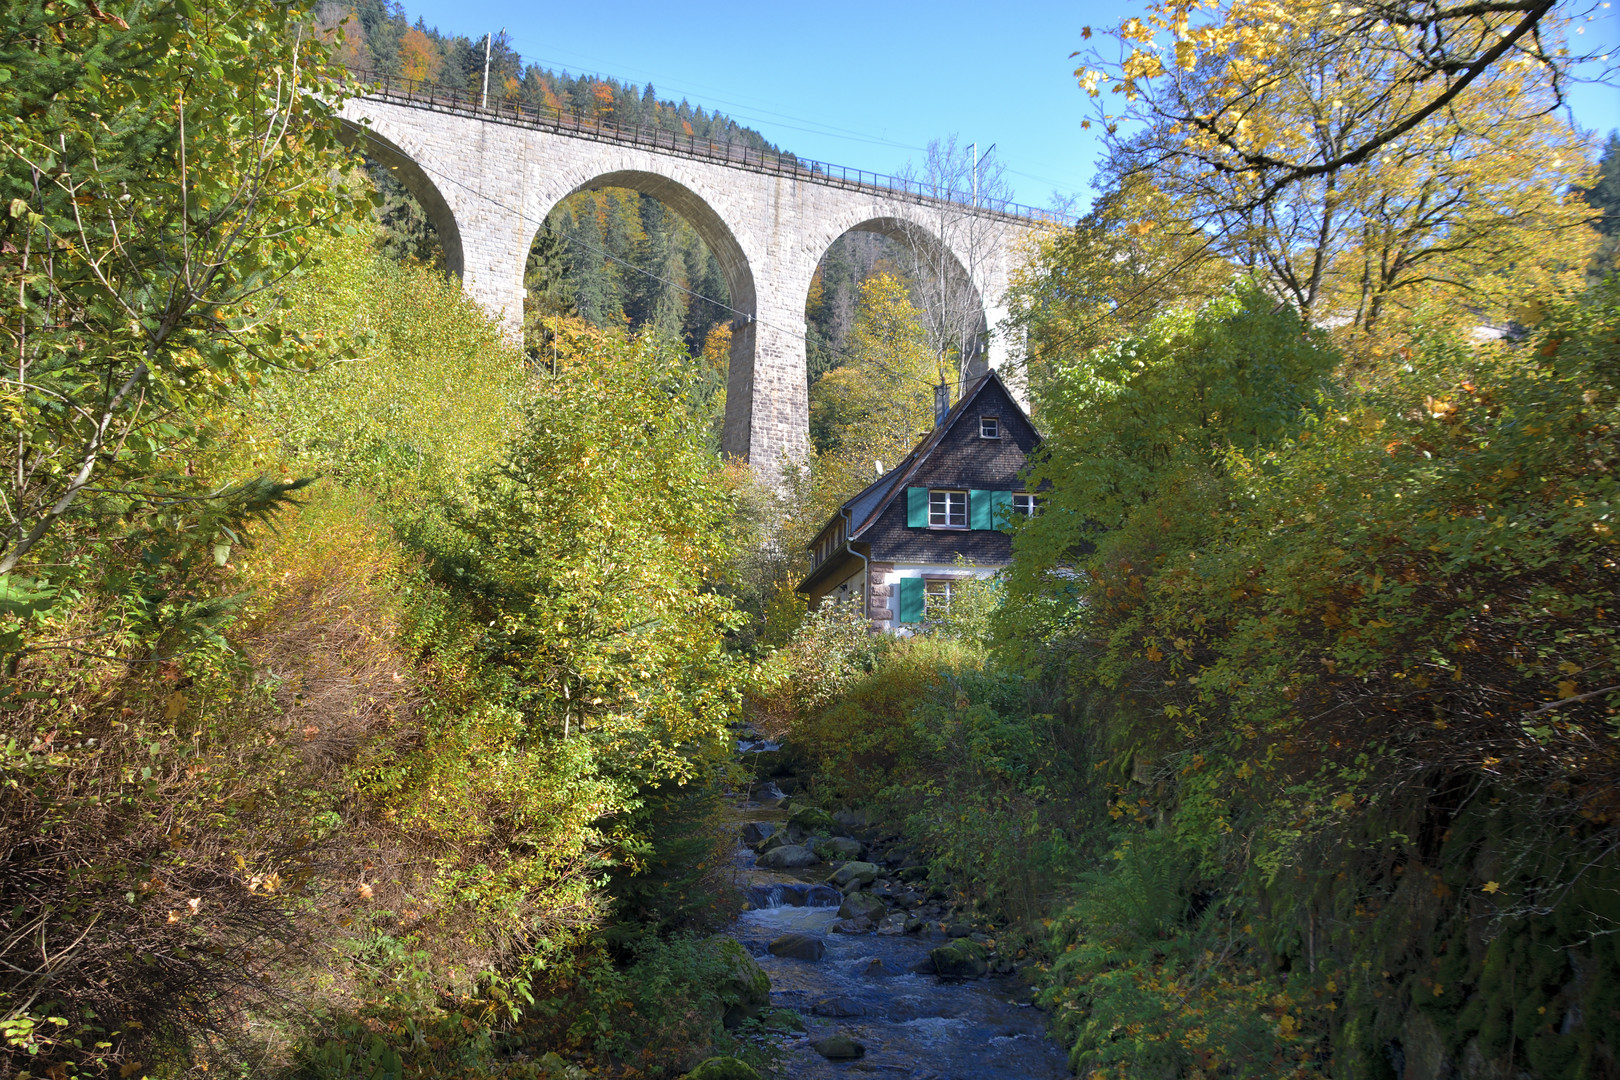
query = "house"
(796, 369, 1041, 632)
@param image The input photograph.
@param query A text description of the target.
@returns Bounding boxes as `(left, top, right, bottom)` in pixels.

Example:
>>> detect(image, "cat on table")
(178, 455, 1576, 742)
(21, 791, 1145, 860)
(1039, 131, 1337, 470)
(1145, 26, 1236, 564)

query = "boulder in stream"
(739, 821, 775, 847)
(861, 956, 902, 978)
(811, 995, 866, 1017)
(716, 939, 772, 1028)
(837, 890, 886, 923)
(768, 932, 825, 960)
(785, 805, 839, 839)
(831, 916, 873, 934)
(757, 844, 818, 870)
(811, 1034, 866, 1060)
(930, 937, 990, 980)
(875, 912, 909, 935)
(828, 861, 881, 889)
(812, 836, 864, 861)
(684, 1057, 761, 1080)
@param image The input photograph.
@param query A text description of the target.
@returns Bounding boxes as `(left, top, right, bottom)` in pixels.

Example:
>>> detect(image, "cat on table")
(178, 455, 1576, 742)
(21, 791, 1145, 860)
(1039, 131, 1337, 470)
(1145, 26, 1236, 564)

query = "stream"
(722, 756, 1070, 1078)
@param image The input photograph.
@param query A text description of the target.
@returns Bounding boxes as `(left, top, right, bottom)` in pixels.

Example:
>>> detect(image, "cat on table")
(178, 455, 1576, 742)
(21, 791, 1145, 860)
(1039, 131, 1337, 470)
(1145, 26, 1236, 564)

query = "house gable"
(855, 374, 1038, 568)
(796, 370, 1040, 628)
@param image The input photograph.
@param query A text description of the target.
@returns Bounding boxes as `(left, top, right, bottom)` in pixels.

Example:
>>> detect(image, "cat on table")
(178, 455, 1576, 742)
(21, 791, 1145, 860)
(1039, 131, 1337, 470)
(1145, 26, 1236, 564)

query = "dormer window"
(979, 416, 1000, 439)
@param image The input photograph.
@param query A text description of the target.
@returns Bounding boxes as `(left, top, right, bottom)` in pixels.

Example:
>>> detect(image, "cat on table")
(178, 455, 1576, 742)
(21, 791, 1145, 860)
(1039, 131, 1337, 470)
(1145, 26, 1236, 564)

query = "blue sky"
(405, 0, 1618, 211)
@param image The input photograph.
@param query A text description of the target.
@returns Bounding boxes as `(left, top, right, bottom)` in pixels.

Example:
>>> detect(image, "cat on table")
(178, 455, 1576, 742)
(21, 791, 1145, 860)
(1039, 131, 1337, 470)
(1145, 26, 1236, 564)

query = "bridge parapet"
(342, 69, 1068, 229)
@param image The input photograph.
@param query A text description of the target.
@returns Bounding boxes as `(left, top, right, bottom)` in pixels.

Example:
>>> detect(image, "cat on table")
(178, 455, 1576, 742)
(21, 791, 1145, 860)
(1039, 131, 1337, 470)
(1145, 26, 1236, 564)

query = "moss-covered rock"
(757, 843, 818, 869)
(828, 861, 881, 888)
(786, 806, 839, 839)
(811, 1033, 865, 1059)
(684, 1057, 761, 1080)
(812, 835, 864, 861)
(838, 890, 886, 922)
(931, 937, 989, 980)
(716, 938, 772, 1028)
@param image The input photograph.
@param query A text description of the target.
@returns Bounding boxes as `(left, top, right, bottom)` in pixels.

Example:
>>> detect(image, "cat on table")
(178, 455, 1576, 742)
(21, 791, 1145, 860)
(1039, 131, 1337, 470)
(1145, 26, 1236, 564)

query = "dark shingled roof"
(807, 368, 1036, 548)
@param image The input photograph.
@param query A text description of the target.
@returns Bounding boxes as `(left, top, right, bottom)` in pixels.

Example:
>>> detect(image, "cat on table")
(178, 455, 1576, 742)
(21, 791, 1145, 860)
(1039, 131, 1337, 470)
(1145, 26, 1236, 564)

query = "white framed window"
(924, 578, 954, 615)
(979, 416, 1001, 439)
(1012, 493, 1042, 518)
(929, 489, 967, 528)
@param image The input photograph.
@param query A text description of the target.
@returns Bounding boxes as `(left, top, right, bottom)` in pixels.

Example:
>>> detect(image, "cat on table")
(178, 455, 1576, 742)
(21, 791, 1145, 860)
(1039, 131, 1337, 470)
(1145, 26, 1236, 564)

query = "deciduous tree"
(0, 0, 365, 579)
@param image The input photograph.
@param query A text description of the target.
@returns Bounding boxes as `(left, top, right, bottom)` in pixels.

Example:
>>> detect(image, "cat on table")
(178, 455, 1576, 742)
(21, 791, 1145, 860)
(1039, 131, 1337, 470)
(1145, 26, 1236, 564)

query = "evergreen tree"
(1583, 132, 1620, 235)
(567, 205, 618, 326)
(1586, 133, 1620, 284)
(369, 163, 443, 267)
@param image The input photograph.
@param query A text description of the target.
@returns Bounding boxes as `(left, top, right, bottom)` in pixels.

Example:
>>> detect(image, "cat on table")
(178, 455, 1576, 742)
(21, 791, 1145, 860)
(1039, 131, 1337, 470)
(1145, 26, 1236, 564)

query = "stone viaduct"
(337, 79, 1052, 466)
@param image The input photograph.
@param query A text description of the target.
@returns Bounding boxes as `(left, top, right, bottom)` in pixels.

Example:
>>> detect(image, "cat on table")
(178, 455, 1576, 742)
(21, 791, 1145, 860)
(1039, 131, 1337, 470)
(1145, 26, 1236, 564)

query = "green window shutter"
(991, 490, 1013, 529)
(907, 487, 929, 527)
(898, 577, 924, 623)
(969, 489, 993, 530)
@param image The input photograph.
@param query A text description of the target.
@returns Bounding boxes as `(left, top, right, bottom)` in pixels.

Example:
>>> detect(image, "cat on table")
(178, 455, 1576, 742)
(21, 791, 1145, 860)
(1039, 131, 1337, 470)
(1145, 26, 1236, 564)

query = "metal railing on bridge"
(341, 68, 1069, 227)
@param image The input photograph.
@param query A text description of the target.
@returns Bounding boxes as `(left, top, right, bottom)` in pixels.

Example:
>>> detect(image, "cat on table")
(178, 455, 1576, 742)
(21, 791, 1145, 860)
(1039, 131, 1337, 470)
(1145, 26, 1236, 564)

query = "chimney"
(934, 382, 950, 427)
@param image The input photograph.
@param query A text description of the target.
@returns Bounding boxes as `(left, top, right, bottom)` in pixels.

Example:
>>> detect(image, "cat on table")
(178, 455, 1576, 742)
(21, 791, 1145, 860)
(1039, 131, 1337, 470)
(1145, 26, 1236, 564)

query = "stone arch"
(808, 209, 993, 373)
(532, 168, 757, 323)
(337, 120, 465, 277)
(530, 167, 762, 460)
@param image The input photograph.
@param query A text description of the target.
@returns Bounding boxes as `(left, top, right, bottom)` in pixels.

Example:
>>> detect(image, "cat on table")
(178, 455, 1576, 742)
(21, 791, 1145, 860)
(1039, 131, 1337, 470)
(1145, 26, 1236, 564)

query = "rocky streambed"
(717, 755, 1069, 1078)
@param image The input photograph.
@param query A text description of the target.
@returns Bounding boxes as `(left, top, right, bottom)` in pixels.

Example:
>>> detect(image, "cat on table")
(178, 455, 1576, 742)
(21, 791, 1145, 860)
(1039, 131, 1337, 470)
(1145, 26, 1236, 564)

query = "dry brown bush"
(0, 491, 458, 1073)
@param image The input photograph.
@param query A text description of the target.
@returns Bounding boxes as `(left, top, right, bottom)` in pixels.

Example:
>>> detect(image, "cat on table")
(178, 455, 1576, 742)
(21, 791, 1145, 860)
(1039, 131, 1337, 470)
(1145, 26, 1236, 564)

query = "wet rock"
(739, 821, 775, 847)
(875, 912, 908, 935)
(811, 995, 866, 1018)
(751, 781, 787, 804)
(811, 1034, 865, 1060)
(905, 916, 928, 934)
(944, 920, 974, 939)
(684, 1057, 761, 1080)
(747, 882, 840, 909)
(717, 940, 772, 1029)
(910, 954, 937, 975)
(812, 835, 864, 861)
(828, 861, 881, 889)
(838, 890, 886, 922)
(756, 831, 789, 854)
(768, 932, 825, 960)
(931, 937, 990, 980)
(831, 916, 874, 934)
(861, 956, 902, 978)
(757, 844, 818, 870)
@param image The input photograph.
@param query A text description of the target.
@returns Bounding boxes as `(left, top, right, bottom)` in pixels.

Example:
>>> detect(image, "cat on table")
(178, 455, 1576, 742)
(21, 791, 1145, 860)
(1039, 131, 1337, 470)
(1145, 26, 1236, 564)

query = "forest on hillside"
(4, 0, 1620, 1077)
